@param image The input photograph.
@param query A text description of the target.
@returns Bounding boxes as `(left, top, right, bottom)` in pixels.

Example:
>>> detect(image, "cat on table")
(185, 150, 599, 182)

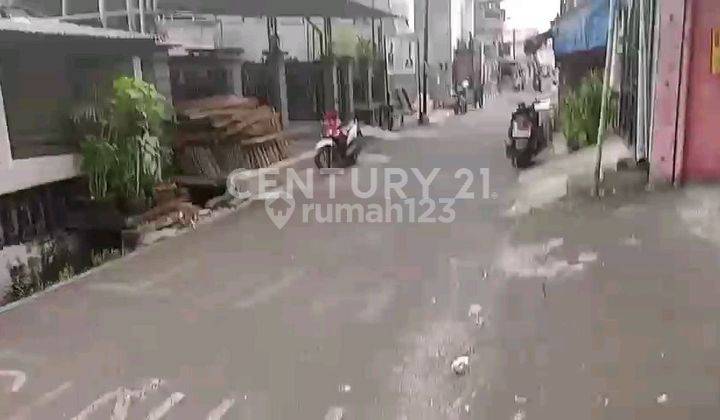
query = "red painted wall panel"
(650, 0, 687, 183)
(683, 0, 720, 181)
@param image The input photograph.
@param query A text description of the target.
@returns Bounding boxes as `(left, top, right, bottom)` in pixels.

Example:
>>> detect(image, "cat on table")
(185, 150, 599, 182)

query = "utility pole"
(593, 0, 618, 196)
(512, 29, 516, 60)
(420, 0, 429, 124)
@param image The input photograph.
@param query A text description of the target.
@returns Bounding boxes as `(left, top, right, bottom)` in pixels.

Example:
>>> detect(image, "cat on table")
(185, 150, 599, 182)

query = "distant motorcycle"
(314, 111, 362, 169)
(505, 100, 550, 168)
(453, 80, 469, 115)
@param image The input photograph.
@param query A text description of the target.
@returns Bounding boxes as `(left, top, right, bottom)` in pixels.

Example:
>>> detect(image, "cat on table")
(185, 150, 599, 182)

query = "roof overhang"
(0, 18, 155, 40)
(157, 0, 399, 19)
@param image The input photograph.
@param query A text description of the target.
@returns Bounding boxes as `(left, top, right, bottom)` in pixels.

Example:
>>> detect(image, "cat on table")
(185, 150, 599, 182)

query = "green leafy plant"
(91, 248, 121, 267)
(355, 36, 374, 62)
(58, 264, 75, 282)
(561, 71, 617, 150)
(79, 136, 118, 199)
(4, 242, 74, 303)
(72, 76, 173, 204)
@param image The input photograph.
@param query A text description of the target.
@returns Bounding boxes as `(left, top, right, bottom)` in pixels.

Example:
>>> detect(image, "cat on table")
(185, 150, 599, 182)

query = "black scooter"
(505, 101, 549, 168)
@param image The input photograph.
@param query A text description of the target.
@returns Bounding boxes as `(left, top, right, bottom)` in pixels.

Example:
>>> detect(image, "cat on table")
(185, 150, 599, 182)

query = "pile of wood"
(126, 183, 202, 230)
(174, 95, 291, 179)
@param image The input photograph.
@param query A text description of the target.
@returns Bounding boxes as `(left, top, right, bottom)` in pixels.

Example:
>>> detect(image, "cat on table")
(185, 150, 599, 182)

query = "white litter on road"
(468, 304, 485, 327)
(622, 235, 642, 247)
(546, 237, 565, 252)
(451, 355, 470, 376)
(513, 409, 527, 420)
(578, 252, 598, 263)
(324, 406, 345, 420)
(656, 393, 669, 405)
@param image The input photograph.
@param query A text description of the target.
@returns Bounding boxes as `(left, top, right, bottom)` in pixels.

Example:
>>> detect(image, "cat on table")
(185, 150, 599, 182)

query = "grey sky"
(503, 0, 560, 31)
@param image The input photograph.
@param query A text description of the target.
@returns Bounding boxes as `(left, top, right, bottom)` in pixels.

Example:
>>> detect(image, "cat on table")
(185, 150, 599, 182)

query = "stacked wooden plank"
(174, 95, 291, 179)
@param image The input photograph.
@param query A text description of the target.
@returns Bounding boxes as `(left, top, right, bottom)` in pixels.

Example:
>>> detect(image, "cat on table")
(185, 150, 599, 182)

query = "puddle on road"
(498, 237, 599, 281)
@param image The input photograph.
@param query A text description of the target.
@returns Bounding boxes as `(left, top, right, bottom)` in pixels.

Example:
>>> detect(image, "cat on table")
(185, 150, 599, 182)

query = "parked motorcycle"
(453, 80, 469, 115)
(314, 111, 363, 169)
(505, 100, 550, 168)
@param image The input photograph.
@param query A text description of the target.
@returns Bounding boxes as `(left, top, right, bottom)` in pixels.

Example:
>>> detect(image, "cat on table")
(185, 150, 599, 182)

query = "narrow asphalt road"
(3, 92, 720, 420)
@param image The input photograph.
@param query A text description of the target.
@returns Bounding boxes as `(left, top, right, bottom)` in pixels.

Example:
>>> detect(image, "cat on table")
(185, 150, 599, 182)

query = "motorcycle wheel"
(314, 146, 334, 169)
(516, 153, 532, 168)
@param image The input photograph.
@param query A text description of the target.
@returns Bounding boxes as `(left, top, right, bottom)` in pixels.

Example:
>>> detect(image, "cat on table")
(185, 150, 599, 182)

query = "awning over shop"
(553, 0, 609, 57)
(157, 0, 399, 19)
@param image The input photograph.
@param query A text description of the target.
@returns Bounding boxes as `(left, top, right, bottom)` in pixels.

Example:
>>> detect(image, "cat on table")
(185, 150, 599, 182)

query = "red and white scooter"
(314, 111, 362, 169)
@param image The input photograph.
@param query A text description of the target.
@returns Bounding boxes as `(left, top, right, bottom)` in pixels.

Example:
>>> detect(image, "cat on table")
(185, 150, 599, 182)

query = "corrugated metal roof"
(158, 0, 399, 18)
(0, 18, 156, 40)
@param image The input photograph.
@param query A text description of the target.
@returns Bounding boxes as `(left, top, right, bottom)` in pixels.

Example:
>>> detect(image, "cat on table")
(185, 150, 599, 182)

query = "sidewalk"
(508, 133, 634, 215)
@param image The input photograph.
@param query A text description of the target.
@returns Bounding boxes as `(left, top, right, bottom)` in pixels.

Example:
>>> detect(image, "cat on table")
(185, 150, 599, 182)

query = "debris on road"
(656, 393, 669, 405)
(451, 355, 470, 376)
(514, 394, 528, 405)
(468, 304, 484, 326)
(338, 384, 352, 393)
(622, 235, 642, 246)
(324, 406, 345, 420)
(578, 252, 598, 263)
(546, 237, 564, 252)
(513, 409, 527, 420)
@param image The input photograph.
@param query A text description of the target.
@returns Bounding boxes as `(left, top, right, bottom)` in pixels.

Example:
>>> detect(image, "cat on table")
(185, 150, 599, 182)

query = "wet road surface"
(2, 93, 720, 419)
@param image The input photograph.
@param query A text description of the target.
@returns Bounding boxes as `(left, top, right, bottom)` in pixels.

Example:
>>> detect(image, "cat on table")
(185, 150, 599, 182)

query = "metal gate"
(242, 62, 271, 102)
(285, 62, 324, 120)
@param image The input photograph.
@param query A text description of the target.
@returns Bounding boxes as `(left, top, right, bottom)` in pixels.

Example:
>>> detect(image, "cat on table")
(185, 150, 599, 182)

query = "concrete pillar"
(132, 56, 143, 80)
(322, 56, 339, 113)
(268, 49, 289, 127)
(218, 51, 244, 96)
(98, 0, 107, 28)
(338, 57, 354, 120)
(152, 51, 173, 102)
(358, 59, 373, 107)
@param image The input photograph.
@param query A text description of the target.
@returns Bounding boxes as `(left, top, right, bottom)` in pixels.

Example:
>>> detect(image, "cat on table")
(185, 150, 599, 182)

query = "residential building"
(415, 0, 464, 104)
(0, 18, 163, 290)
(474, 0, 504, 46)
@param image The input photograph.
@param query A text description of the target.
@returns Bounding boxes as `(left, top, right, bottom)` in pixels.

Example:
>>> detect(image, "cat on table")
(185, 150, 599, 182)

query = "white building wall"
(416, 0, 455, 102)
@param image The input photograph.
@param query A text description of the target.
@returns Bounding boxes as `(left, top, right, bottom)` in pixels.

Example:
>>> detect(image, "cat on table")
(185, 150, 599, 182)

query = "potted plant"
(561, 71, 616, 152)
(72, 76, 174, 216)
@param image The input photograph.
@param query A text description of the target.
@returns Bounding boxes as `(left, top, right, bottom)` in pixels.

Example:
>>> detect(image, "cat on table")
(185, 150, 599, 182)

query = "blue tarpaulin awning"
(553, 0, 610, 57)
